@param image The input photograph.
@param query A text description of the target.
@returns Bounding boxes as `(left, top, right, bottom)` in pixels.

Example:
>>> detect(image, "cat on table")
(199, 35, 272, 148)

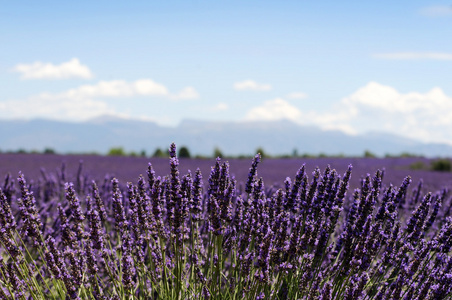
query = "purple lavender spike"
(245, 154, 261, 194)
(111, 178, 128, 235)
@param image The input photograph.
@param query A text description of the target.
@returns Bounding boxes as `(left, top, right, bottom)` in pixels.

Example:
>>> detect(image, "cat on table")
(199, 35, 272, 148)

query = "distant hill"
(0, 116, 451, 157)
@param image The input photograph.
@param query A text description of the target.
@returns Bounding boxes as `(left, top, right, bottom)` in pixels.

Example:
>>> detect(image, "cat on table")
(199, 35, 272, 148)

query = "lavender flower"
(111, 178, 128, 235)
(65, 182, 85, 238)
(121, 233, 135, 292)
(2, 147, 452, 299)
(87, 198, 105, 250)
(0, 188, 16, 232)
(190, 168, 203, 220)
(91, 181, 107, 222)
(285, 165, 306, 213)
(245, 154, 261, 194)
(17, 173, 43, 245)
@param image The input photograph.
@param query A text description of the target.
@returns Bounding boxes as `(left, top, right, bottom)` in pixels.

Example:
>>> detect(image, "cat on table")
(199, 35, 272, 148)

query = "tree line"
(2, 146, 447, 161)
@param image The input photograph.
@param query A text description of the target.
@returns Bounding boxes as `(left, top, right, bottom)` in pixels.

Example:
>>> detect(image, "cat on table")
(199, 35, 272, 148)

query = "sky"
(1, 1, 452, 145)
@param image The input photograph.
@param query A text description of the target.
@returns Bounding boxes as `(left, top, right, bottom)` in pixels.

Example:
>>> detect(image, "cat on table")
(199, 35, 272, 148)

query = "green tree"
(152, 148, 166, 158)
(400, 152, 419, 158)
(108, 147, 126, 156)
(410, 161, 426, 170)
(431, 159, 451, 172)
(43, 148, 56, 154)
(178, 146, 191, 158)
(255, 147, 267, 159)
(364, 150, 376, 158)
(213, 147, 224, 158)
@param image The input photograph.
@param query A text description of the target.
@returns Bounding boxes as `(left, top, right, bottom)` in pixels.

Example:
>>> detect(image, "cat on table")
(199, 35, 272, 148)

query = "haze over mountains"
(1, 116, 452, 157)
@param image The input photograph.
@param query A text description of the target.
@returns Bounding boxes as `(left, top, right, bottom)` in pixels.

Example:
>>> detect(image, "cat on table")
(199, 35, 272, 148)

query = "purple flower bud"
(169, 142, 177, 158)
(111, 178, 128, 235)
(0, 189, 16, 232)
(191, 169, 203, 220)
(17, 173, 43, 245)
(91, 181, 107, 222)
(245, 154, 261, 194)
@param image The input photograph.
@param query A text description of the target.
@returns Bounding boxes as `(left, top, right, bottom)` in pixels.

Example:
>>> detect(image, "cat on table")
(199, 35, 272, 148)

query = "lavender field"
(0, 145, 452, 299)
(0, 153, 449, 192)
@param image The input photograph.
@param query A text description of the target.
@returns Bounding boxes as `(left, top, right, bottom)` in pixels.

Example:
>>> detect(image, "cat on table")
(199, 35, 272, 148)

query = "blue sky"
(1, 1, 452, 144)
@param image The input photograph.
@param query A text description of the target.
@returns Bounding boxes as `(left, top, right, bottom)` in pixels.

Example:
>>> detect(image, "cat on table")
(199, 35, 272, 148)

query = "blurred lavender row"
(0, 153, 449, 192)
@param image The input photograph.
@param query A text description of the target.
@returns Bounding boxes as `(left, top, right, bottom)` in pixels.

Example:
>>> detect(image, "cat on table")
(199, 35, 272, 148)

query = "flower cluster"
(0, 143, 451, 299)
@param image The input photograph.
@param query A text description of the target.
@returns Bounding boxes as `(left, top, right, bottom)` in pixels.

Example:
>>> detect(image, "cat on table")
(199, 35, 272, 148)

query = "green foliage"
(43, 148, 56, 154)
(400, 152, 422, 158)
(107, 147, 126, 156)
(83, 151, 101, 156)
(213, 147, 224, 158)
(178, 146, 191, 158)
(431, 159, 452, 172)
(385, 152, 424, 158)
(152, 148, 166, 158)
(409, 161, 427, 170)
(237, 154, 253, 159)
(255, 147, 267, 159)
(16, 148, 27, 154)
(364, 150, 376, 158)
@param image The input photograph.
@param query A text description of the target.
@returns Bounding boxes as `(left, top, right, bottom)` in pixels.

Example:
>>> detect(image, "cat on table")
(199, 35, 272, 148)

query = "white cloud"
(342, 82, 452, 116)
(234, 80, 272, 91)
(171, 86, 200, 100)
(54, 79, 198, 100)
(12, 58, 94, 80)
(0, 95, 114, 121)
(245, 98, 302, 121)
(372, 52, 452, 60)
(244, 98, 353, 133)
(134, 79, 169, 96)
(212, 103, 228, 111)
(301, 110, 358, 135)
(420, 5, 452, 17)
(0, 79, 199, 121)
(321, 82, 452, 144)
(64, 79, 169, 98)
(286, 92, 308, 99)
(243, 82, 452, 144)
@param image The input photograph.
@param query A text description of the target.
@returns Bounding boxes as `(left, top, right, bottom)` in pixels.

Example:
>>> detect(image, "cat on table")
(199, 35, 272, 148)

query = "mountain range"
(1, 116, 451, 157)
